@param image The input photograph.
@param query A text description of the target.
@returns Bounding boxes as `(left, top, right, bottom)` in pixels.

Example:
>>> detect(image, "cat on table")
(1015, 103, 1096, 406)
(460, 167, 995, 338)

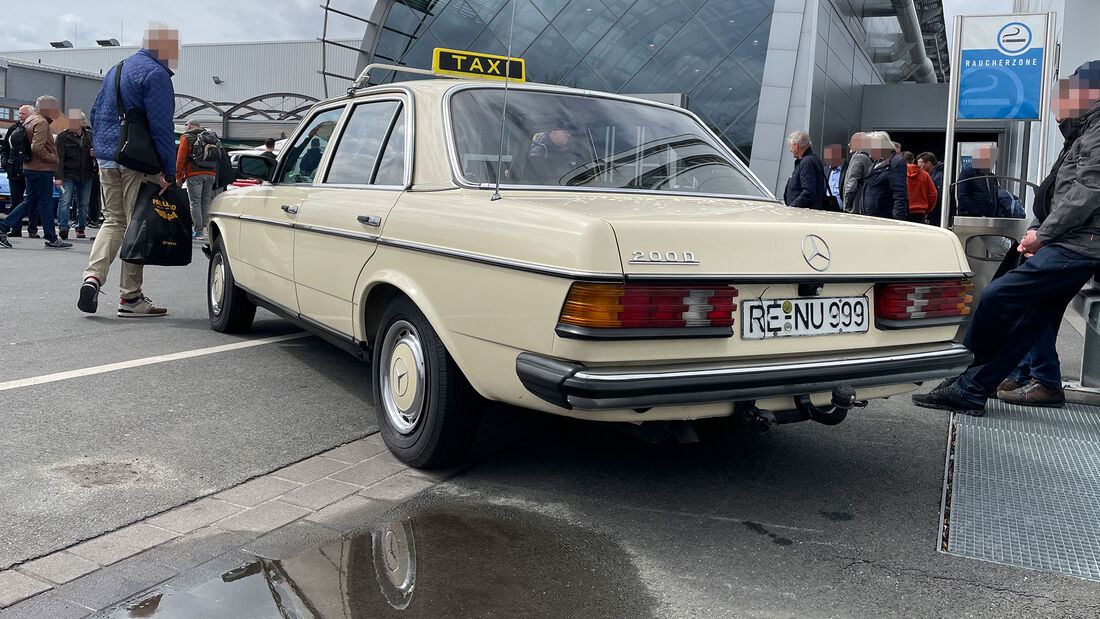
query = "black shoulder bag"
(113, 60, 162, 174)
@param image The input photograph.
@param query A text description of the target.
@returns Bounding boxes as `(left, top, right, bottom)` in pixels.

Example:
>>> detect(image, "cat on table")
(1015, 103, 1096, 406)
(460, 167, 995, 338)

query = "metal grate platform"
(944, 400, 1100, 581)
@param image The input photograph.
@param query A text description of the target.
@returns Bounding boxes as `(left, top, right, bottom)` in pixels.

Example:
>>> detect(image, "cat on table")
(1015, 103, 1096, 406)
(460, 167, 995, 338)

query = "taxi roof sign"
(432, 48, 525, 82)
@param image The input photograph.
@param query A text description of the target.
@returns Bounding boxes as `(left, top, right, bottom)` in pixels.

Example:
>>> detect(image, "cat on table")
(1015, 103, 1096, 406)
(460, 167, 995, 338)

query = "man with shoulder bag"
(0, 105, 39, 238)
(78, 23, 180, 317)
(0, 96, 69, 249)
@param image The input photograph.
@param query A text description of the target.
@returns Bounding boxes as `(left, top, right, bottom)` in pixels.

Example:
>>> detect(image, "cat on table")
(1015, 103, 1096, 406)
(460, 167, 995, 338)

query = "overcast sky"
(0, 0, 1018, 51)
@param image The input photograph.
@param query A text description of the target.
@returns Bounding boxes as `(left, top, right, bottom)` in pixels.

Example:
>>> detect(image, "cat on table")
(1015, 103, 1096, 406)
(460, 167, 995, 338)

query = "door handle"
(357, 215, 382, 227)
(281, 204, 299, 214)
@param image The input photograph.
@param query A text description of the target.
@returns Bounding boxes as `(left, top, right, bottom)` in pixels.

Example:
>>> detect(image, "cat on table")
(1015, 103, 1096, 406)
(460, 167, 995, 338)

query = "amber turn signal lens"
(559, 283, 738, 329)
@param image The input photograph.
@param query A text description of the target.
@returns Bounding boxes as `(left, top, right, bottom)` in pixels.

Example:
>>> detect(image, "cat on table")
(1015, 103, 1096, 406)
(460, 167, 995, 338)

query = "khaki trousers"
(83, 167, 157, 299)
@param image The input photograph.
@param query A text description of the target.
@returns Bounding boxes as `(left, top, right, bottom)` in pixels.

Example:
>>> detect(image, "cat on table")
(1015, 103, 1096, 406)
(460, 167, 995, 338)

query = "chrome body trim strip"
(295, 223, 380, 243)
(239, 214, 294, 228)
(376, 237, 623, 281)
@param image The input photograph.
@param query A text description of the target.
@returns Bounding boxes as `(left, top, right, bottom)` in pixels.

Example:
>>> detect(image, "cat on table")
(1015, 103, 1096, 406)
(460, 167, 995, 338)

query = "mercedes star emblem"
(801, 234, 831, 271)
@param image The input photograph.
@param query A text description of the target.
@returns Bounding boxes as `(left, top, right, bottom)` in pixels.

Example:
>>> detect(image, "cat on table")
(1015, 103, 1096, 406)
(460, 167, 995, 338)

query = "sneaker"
(118, 295, 168, 318)
(996, 379, 1026, 394)
(77, 277, 101, 314)
(44, 238, 73, 249)
(76, 231, 86, 239)
(28, 231, 40, 239)
(87, 220, 101, 228)
(997, 380, 1065, 407)
(8, 230, 22, 238)
(930, 375, 958, 393)
(912, 385, 986, 416)
(59, 228, 69, 240)
(192, 231, 205, 240)
(0, 229, 10, 249)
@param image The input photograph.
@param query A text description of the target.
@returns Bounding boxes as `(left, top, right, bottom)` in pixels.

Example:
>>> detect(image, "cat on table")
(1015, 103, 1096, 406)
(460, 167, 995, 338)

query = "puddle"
(107, 502, 655, 618)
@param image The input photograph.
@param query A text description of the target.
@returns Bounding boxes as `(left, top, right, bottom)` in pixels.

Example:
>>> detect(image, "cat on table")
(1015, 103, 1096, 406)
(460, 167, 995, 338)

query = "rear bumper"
(516, 344, 973, 411)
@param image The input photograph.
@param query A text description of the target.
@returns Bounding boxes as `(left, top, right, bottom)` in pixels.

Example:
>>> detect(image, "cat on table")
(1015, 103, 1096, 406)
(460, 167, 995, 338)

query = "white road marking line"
(0, 333, 313, 392)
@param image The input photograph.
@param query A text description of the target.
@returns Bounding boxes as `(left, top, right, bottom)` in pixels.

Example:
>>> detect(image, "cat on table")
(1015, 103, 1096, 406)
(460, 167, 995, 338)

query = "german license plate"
(741, 296, 869, 340)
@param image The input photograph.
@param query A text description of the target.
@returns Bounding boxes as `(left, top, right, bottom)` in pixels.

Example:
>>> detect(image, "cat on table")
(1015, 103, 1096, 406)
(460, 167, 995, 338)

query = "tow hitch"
(794, 384, 867, 426)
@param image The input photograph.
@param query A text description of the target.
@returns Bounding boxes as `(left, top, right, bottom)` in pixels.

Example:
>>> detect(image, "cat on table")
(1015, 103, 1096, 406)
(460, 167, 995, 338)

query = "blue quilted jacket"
(90, 49, 177, 176)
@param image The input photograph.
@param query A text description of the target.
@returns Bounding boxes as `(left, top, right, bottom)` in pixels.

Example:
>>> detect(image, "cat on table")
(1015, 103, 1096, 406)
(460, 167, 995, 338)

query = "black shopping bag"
(120, 182, 193, 266)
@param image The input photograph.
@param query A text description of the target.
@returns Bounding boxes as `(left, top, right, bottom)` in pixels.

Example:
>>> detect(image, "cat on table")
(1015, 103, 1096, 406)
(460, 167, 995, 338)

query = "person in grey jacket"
(841, 132, 872, 214)
(913, 60, 1100, 416)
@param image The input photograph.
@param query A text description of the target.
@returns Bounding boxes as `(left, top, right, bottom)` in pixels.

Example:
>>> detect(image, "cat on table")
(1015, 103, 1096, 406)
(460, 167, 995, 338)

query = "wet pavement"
(107, 501, 655, 618)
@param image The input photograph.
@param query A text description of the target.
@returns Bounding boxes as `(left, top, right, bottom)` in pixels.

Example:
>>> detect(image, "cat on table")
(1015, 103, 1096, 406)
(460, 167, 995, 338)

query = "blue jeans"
(1006, 323, 1062, 388)
(955, 245, 1100, 404)
(58, 179, 92, 231)
(2, 170, 56, 242)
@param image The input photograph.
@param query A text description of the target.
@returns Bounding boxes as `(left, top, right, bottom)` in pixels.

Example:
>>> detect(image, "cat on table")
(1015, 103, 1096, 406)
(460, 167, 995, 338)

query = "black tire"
(207, 236, 256, 333)
(372, 297, 481, 469)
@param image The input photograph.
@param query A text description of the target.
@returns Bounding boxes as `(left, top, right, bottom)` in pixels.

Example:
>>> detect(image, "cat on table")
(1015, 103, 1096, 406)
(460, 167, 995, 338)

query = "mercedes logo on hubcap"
(801, 234, 831, 271)
(393, 358, 409, 397)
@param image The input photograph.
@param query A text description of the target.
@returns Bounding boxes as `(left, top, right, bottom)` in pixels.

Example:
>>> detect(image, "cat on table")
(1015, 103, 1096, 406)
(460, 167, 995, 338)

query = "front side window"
(277, 107, 344, 184)
(325, 100, 404, 185)
(450, 88, 767, 198)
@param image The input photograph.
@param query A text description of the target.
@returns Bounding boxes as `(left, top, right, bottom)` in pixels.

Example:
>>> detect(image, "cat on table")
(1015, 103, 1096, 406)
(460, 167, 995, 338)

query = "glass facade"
(371, 0, 775, 160)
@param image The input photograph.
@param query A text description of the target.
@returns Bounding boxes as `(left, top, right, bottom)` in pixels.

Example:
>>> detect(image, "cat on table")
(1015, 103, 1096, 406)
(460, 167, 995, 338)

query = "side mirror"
(237, 154, 274, 182)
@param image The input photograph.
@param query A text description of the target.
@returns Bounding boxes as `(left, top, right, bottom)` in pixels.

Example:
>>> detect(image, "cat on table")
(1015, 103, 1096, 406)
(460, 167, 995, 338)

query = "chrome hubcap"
(380, 320, 426, 435)
(210, 254, 225, 316)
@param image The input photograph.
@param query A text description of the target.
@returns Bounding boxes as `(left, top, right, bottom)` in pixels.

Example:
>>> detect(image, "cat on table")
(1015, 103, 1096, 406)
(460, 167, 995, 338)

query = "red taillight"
(874, 281, 973, 320)
(560, 283, 738, 329)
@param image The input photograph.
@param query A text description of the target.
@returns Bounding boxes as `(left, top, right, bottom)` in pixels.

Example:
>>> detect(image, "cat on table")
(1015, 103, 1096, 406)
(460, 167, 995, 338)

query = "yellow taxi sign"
(432, 48, 525, 82)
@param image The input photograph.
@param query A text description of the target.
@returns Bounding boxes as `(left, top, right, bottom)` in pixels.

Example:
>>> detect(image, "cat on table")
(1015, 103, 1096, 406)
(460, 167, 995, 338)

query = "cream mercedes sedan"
(206, 75, 973, 468)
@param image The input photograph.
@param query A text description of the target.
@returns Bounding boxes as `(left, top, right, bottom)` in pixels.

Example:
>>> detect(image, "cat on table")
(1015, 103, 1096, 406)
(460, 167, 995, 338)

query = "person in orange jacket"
(903, 151, 937, 224)
(175, 118, 216, 239)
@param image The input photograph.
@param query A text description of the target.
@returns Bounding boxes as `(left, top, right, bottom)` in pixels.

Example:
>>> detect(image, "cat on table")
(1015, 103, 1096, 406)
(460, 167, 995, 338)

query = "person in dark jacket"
(914, 60, 1100, 415)
(782, 130, 824, 209)
(0, 105, 40, 238)
(54, 110, 96, 239)
(78, 24, 179, 317)
(956, 145, 999, 216)
(859, 131, 909, 220)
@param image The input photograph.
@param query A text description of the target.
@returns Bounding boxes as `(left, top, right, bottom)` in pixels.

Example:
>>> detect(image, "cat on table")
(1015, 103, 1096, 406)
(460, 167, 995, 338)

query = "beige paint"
(209, 79, 971, 422)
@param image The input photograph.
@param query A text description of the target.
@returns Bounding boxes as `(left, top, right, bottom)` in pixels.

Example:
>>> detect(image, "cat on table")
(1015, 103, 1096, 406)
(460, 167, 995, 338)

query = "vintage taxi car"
(206, 50, 974, 468)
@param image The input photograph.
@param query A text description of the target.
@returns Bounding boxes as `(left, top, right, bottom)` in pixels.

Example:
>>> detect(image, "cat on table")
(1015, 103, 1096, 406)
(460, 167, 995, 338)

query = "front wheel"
(208, 237, 256, 333)
(372, 297, 480, 469)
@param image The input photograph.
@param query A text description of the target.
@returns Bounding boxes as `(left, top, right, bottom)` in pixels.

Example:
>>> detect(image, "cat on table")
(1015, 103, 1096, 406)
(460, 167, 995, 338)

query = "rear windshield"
(450, 88, 768, 198)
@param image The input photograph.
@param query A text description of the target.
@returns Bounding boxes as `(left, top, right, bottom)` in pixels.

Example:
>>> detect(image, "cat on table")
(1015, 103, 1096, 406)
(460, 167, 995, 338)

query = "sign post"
(941, 13, 1056, 228)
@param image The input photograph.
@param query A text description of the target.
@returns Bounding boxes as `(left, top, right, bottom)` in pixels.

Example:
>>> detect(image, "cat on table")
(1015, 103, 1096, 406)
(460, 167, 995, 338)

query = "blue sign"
(957, 18, 1045, 120)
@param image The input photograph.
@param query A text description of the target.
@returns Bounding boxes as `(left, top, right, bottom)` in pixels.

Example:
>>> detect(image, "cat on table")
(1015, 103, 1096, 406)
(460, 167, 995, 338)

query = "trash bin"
(953, 216, 1032, 306)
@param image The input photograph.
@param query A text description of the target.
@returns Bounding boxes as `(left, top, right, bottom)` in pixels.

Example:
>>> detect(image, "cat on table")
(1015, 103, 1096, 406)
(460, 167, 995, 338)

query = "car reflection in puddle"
(109, 501, 655, 618)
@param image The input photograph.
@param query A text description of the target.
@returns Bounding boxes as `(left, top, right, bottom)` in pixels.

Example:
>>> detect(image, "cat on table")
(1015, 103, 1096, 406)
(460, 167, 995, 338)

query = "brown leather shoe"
(997, 380, 1065, 407)
(996, 379, 1026, 394)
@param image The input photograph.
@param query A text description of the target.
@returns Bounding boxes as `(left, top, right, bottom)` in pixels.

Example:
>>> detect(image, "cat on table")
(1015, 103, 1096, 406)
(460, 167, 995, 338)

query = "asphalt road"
(0, 238, 376, 569)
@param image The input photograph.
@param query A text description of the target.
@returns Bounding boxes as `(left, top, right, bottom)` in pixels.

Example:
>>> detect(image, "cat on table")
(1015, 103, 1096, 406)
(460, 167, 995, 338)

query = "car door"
(293, 97, 409, 337)
(236, 104, 346, 312)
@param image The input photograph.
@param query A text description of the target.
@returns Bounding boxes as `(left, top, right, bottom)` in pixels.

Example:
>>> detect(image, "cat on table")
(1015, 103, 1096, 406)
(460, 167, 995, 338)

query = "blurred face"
(68, 109, 83, 132)
(17, 105, 31, 122)
(823, 145, 843, 167)
(974, 146, 996, 169)
(37, 98, 60, 121)
(1052, 77, 1100, 120)
(143, 26, 180, 70)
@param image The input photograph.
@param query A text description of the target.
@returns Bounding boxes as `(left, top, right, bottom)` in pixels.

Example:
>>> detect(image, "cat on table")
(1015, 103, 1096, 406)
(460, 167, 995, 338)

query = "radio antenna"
(490, 0, 518, 201)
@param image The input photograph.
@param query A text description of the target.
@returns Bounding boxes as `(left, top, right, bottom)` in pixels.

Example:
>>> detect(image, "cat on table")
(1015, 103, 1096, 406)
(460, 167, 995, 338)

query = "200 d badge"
(629, 250, 699, 265)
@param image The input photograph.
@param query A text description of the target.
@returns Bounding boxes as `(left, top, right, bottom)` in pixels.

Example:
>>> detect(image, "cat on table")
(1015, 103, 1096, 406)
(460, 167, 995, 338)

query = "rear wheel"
(208, 237, 256, 333)
(372, 297, 480, 468)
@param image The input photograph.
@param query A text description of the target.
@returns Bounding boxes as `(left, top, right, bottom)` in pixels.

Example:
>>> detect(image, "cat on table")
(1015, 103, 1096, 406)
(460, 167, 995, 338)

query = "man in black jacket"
(54, 110, 95, 239)
(957, 145, 999, 216)
(918, 152, 945, 226)
(0, 105, 39, 238)
(914, 60, 1100, 415)
(783, 130, 824, 209)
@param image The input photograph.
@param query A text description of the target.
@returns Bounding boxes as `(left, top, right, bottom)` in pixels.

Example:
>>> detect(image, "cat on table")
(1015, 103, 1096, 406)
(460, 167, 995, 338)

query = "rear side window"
(277, 107, 343, 184)
(325, 100, 406, 186)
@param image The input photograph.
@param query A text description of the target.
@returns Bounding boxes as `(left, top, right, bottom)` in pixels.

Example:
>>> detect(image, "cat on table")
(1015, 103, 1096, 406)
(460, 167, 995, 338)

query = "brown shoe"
(997, 380, 1065, 407)
(996, 379, 1026, 394)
